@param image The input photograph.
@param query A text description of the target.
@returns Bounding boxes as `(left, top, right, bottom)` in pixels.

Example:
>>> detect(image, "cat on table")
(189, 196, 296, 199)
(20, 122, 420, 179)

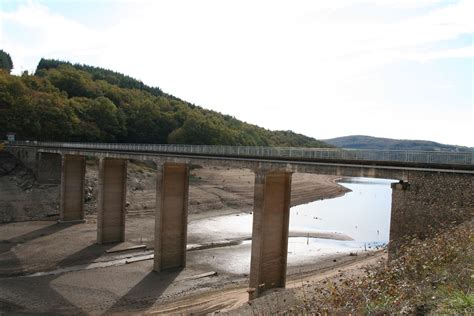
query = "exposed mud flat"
(0, 215, 381, 314)
(0, 216, 382, 314)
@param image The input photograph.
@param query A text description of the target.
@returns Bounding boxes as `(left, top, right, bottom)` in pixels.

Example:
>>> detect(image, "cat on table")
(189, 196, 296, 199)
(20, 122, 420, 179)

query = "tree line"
(1, 58, 331, 148)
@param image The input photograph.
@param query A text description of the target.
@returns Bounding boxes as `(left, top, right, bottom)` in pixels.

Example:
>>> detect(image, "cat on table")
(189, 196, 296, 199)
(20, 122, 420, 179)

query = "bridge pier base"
(97, 158, 128, 244)
(249, 171, 292, 300)
(59, 155, 86, 222)
(154, 163, 190, 272)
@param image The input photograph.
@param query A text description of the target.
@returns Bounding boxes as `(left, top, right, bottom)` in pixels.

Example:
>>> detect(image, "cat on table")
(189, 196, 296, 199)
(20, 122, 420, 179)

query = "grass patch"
(435, 288, 474, 314)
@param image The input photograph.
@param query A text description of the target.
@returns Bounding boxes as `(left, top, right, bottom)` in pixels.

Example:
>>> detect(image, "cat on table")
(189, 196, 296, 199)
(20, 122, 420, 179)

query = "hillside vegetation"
(0, 59, 330, 147)
(325, 135, 473, 152)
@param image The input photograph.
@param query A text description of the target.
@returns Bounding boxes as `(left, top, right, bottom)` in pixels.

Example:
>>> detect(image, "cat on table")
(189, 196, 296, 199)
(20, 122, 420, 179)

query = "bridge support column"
(154, 163, 189, 272)
(97, 158, 128, 244)
(249, 171, 292, 300)
(37, 152, 61, 184)
(59, 155, 86, 222)
(389, 171, 473, 258)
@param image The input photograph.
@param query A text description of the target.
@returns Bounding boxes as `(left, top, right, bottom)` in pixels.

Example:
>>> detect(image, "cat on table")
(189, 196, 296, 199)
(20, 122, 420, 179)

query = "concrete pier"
(59, 155, 86, 222)
(249, 171, 292, 299)
(154, 163, 190, 272)
(97, 158, 128, 244)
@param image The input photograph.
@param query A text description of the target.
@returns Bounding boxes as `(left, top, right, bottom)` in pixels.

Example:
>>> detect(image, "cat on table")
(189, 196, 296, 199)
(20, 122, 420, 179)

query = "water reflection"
(290, 177, 395, 246)
(188, 177, 395, 274)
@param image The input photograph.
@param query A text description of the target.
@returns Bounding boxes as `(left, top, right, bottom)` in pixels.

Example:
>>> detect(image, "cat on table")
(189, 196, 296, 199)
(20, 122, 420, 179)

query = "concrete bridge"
(5, 141, 474, 299)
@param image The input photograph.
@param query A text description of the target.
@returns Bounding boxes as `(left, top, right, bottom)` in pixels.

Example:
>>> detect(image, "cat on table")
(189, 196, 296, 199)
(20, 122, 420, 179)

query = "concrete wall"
(389, 171, 473, 256)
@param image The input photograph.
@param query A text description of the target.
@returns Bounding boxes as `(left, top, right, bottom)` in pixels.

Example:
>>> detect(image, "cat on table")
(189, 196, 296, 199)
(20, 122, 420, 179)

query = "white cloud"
(404, 46, 474, 61)
(0, 1, 100, 72)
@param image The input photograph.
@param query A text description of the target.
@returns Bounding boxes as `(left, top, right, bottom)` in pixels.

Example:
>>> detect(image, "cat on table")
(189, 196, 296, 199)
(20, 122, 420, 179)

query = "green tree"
(83, 97, 126, 142)
(0, 50, 13, 73)
(47, 65, 101, 98)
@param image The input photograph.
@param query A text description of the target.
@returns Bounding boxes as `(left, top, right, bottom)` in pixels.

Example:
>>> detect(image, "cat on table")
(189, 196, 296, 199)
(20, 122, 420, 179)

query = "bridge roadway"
(8, 141, 474, 177)
(5, 141, 474, 299)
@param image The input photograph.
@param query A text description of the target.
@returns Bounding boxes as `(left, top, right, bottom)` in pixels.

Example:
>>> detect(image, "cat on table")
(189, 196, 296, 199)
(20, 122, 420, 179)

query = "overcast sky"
(1, 0, 473, 146)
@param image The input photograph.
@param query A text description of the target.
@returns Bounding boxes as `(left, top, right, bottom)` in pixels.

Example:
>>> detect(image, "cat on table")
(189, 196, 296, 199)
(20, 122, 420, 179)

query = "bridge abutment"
(59, 155, 86, 222)
(249, 171, 292, 300)
(389, 171, 473, 257)
(154, 162, 190, 272)
(97, 158, 128, 244)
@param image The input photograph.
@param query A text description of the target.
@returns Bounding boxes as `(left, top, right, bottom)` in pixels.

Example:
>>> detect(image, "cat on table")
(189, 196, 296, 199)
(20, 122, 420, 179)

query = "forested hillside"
(0, 58, 330, 147)
(325, 135, 472, 152)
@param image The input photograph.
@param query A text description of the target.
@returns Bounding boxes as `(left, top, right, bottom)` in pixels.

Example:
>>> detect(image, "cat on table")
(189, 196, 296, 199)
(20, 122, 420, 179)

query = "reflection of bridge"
(6, 142, 474, 299)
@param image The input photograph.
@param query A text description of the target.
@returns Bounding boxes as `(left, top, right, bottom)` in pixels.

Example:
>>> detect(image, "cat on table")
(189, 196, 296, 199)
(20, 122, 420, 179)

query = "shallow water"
(188, 177, 395, 274)
(290, 177, 395, 245)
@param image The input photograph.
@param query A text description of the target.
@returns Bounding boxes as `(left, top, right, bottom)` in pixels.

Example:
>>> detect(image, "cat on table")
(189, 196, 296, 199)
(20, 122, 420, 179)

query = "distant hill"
(0, 58, 330, 148)
(324, 135, 473, 152)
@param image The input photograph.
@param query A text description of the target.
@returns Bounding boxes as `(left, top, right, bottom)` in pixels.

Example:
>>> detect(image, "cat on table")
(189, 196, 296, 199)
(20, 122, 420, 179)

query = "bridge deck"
(6, 141, 474, 179)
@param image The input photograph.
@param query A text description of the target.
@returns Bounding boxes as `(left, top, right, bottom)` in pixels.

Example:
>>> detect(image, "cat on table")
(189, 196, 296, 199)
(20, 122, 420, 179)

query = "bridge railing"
(8, 141, 473, 166)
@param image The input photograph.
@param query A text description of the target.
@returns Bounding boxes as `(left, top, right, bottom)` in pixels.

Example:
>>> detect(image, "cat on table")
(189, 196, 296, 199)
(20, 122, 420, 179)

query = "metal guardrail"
(7, 141, 474, 166)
